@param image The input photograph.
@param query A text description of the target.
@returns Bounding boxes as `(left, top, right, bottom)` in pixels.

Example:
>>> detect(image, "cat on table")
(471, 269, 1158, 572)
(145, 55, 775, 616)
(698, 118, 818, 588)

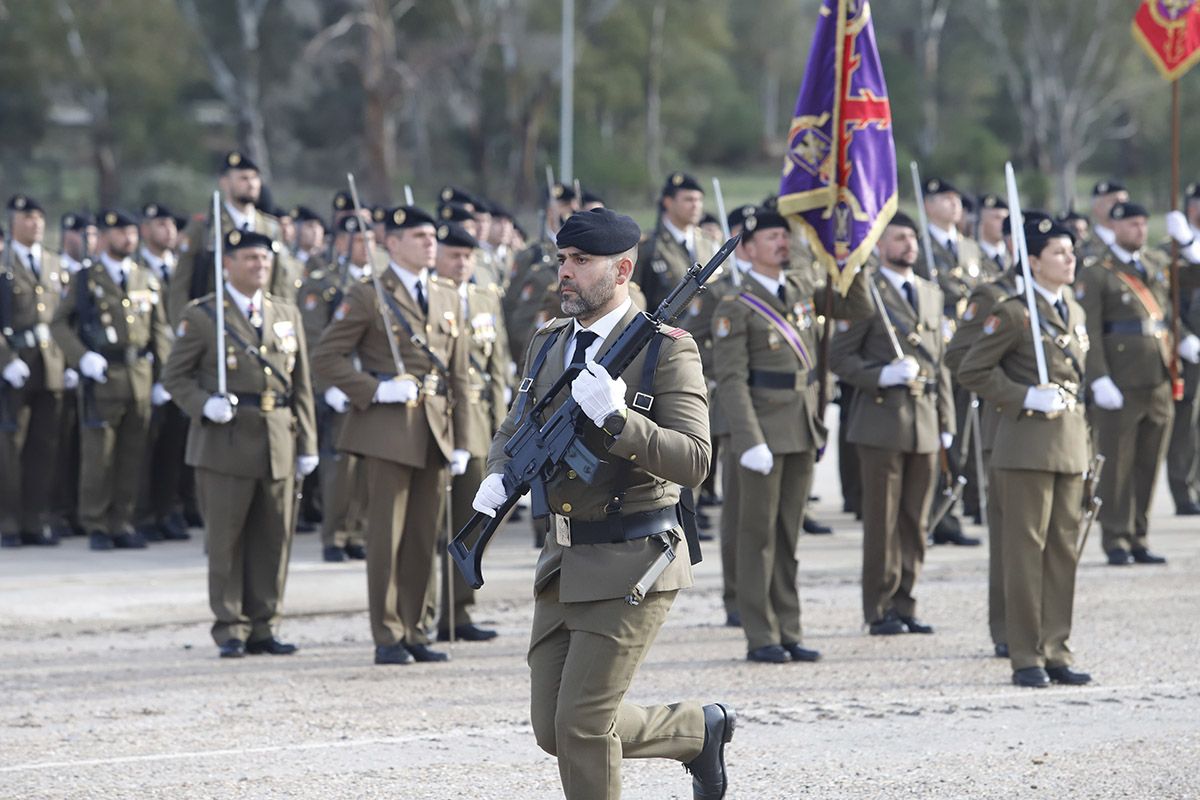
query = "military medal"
(226, 350, 239, 371)
(249, 309, 263, 328)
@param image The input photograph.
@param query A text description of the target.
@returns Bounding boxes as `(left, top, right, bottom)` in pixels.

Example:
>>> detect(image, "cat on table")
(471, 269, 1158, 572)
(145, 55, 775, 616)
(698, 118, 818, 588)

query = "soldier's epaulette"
(430, 274, 448, 287)
(658, 326, 690, 340)
(534, 316, 571, 334)
(186, 292, 218, 310)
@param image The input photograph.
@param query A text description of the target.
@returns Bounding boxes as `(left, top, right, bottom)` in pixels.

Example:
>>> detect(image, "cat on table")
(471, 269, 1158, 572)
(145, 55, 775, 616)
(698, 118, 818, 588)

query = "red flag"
(1132, 1, 1200, 81)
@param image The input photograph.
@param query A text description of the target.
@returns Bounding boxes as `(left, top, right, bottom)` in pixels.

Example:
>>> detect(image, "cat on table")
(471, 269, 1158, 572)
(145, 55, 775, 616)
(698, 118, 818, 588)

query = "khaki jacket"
(460, 282, 511, 456)
(1, 249, 67, 391)
(503, 238, 558, 359)
(487, 305, 711, 603)
(635, 224, 717, 310)
(311, 266, 471, 467)
(830, 268, 955, 454)
(958, 292, 1091, 474)
(919, 233, 985, 318)
(162, 291, 317, 480)
(297, 260, 369, 389)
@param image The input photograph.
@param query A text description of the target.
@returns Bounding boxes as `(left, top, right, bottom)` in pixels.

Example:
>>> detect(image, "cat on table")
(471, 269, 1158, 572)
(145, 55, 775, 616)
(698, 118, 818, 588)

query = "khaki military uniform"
(1076, 248, 1174, 553)
(488, 304, 710, 799)
(634, 224, 717, 312)
(162, 290, 317, 644)
(312, 267, 471, 648)
(919, 232, 986, 318)
(715, 267, 871, 649)
(270, 249, 305, 305)
(503, 238, 558, 360)
(1165, 245, 1200, 510)
(52, 260, 172, 538)
(830, 268, 954, 624)
(0, 248, 67, 536)
(958, 291, 1091, 671)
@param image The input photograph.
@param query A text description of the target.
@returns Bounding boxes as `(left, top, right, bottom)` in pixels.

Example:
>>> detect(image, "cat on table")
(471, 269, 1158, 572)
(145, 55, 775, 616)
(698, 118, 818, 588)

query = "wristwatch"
(602, 408, 628, 437)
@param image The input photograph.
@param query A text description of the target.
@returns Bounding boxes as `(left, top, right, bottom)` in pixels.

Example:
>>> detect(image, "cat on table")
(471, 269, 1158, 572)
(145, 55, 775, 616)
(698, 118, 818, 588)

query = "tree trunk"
(644, 0, 667, 184)
(916, 0, 948, 160)
(236, 0, 271, 182)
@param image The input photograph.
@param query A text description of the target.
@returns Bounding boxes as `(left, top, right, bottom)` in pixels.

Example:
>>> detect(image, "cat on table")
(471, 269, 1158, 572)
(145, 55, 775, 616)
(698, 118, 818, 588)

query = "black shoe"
(932, 528, 982, 546)
(218, 639, 245, 659)
(1012, 667, 1050, 688)
(900, 616, 934, 634)
(374, 644, 414, 665)
(89, 531, 114, 551)
(698, 490, 721, 507)
(1131, 548, 1167, 565)
(697, 531, 715, 542)
(112, 529, 147, 549)
(869, 613, 906, 636)
(322, 545, 346, 563)
(344, 543, 367, 560)
(160, 514, 190, 540)
(407, 643, 450, 662)
(696, 511, 712, 530)
(246, 637, 298, 655)
(296, 520, 318, 534)
(782, 642, 821, 662)
(802, 515, 833, 535)
(1175, 501, 1200, 516)
(19, 527, 60, 546)
(684, 702, 736, 800)
(1, 533, 20, 548)
(994, 643, 1009, 658)
(436, 623, 497, 642)
(1106, 548, 1134, 566)
(136, 523, 164, 543)
(50, 521, 75, 541)
(184, 509, 204, 528)
(724, 611, 741, 628)
(746, 645, 790, 663)
(1046, 665, 1092, 685)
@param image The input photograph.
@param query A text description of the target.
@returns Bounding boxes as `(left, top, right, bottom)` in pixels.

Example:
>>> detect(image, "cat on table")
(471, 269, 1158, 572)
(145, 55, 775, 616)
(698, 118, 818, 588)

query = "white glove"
(202, 395, 235, 424)
(571, 362, 627, 426)
(79, 351, 109, 384)
(296, 454, 319, 477)
(1166, 210, 1194, 245)
(151, 382, 171, 407)
(449, 448, 470, 476)
(1091, 376, 1124, 411)
(1024, 385, 1067, 414)
(2, 358, 30, 388)
(739, 443, 774, 475)
(878, 356, 920, 388)
(324, 385, 351, 413)
(63, 367, 79, 390)
(940, 431, 954, 451)
(503, 385, 513, 406)
(373, 378, 419, 404)
(472, 472, 507, 517)
(1179, 333, 1200, 365)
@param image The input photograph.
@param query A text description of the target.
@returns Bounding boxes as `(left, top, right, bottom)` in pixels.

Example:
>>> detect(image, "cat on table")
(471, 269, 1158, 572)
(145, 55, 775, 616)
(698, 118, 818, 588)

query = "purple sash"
(735, 292, 813, 371)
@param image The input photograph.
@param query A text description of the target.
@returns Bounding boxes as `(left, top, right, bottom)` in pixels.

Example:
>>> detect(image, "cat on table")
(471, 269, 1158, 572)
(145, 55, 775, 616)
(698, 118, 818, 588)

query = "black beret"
(581, 189, 605, 207)
(471, 196, 493, 214)
(7, 194, 43, 213)
(555, 208, 641, 255)
(700, 212, 719, 227)
(759, 194, 779, 211)
(142, 203, 186, 228)
(61, 212, 95, 231)
(662, 172, 703, 197)
(1057, 210, 1088, 224)
(960, 194, 977, 213)
(371, 205, 390, 223)
(224, 229, 275, 251)
(546, 182, 577, 202)
(727, 204, 757, 232)
(291, 205, 324, 225)
(439, 185, 479, 209)
(1110, 201, 1148, 220)
(220, 150, 259, 173)
(384, 205, 436, 231)
(331, 191, 353, 212)
(97, 209, 139, 229)
(922, 177, 959, 197)
(436, 221, 479, 249)
(1002, 210, 1049, 236)
(887, 211, 919, 234)
(978, 193, 1008, 211)
(1092, 180, 1126, 196)
(489, 203, 513, 221)
(438, 202, 474, 223)
(741, 209, 788, 239)
(1186, 182, 1200, 201)
(337, 215, 370, 234)
(1025, 217, 1076, 255)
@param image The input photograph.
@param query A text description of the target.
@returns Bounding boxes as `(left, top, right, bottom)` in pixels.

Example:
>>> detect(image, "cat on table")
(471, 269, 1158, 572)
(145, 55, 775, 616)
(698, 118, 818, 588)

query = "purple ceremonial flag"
(778, 0, 897, 295)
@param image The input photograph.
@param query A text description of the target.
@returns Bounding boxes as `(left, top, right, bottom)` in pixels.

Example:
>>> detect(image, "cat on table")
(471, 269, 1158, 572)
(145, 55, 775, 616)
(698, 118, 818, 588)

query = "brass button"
(122, 298, 131, 308)
(37, 303, 45, 312)
(875, 396, 883, 404)
(561, 502, 573, 513)
(629, 454, 637, 461)
(35, 286, 44, 295)
(259, 346, 268, 354)
(264, 366, 273, 375)
(567, 470, 577, 479)
(126, 315, 135, 323)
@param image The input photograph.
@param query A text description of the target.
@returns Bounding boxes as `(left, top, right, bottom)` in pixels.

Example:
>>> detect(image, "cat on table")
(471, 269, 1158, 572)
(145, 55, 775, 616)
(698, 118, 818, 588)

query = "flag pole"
(1169, 78, 1184, 401)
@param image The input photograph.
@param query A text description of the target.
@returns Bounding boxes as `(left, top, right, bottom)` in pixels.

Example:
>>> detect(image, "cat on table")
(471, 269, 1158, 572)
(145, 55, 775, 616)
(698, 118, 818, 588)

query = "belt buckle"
(422, 373, 440, 397)
(906, 331, 922, 348)
(554, 515, 571, 547)
(260, 390, 276, 412)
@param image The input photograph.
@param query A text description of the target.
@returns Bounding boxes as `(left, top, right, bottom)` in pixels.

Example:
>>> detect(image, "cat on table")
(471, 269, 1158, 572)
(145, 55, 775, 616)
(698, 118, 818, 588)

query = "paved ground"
(2, 442, 1199, 799)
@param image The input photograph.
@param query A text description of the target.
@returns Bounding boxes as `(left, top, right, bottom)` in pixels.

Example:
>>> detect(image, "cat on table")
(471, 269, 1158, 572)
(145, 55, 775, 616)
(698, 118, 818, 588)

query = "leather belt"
(884, 379, 938, 396)
(96, 344, 152, 365)
(368, 370, 448, 397)
(1102, 319, 1167, 336)
(233, 390, 292, 411)
(748, 369, 815, 390)
(552, 506, 679, 546)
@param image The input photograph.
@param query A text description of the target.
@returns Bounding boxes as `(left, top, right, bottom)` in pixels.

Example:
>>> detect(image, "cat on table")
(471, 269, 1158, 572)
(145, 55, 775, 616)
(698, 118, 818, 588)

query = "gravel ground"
(2, 447, 1198, 799)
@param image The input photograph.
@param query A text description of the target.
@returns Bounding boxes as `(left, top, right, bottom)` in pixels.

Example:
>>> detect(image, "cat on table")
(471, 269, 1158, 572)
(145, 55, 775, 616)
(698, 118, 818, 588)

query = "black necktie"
(775, 284, 786, 305)
(902, 280, 919, 314)
(570, 330, 599, 368)
(947, 240, 958, 259)
(994, 253, 1005, 272)
(1055, 299, 1068, 326)
(119, 269, 127, 292)
(415, 280, 428, 316)
(27, 253, 39, 280)
(1131, 256, 1145, 277)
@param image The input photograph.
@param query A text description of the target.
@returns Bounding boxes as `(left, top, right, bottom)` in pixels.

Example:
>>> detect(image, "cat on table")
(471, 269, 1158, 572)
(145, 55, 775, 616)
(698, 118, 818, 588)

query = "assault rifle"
(449, 234, 740, 590)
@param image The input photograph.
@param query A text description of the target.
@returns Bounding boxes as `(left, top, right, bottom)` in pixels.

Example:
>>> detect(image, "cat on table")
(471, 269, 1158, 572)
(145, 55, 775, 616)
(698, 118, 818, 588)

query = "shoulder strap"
(198, 301, 292, 395)
(1035, 313, 1085, 382)
(603, 332, 669, 518)
(377, 287, 450, 375)
(735, 291, 814, 370)
(513, 326, 565, 420)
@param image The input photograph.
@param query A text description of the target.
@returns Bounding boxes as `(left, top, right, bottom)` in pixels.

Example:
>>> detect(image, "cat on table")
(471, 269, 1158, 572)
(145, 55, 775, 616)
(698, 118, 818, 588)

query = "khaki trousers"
(858, 445, 936, 623)
(716, 434, 740, 617)
(994, 468, 1082, 670)
(320, 411, 367, 548)
(196, 468, 295, 645)
(364, 443, 443, 647)
(1165, 361, 1200, 508)
(735, 450, 814, 651)
(0, 386, 62, 533)
(135, 400, 189, 525)
(79, 392, 151, 533)
(437, 455, 484, 632)
(528, 577, 705, 800)
(985, 460, 1007, 646)
(1092, 382, 1172, 552)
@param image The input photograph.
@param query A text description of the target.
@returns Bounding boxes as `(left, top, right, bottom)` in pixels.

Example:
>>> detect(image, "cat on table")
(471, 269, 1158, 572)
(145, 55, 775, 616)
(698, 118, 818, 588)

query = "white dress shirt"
(563, 297, 632, 370)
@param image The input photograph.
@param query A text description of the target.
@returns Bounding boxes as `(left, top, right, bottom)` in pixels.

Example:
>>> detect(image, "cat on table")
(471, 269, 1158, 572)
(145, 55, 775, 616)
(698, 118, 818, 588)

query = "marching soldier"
(312, 205, 472, 666)
(162, 230, 318, 658)
(714, 208, 871, 662)
(958, 218, 1093, 687)
(830, 213, 955, 636)
(430, 221, 508, 642)
(471, 207, 735, 800)
(917, 177, 985, 317)
(634, 172, 716, 310)
(51, 209, 173, 550)
(1076, 201, 1173, 566)
(1163, 186, 1200, 516)
(1, 194, 68, 547)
